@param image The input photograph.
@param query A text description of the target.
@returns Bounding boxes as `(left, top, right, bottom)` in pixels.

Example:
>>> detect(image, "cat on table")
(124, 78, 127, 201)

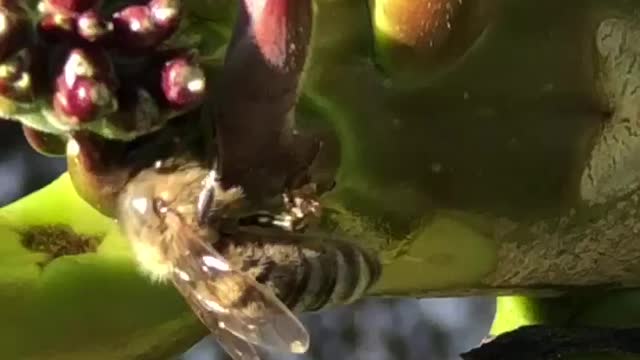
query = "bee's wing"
(172, 276, 260, 360)
(169, 227, 310, 354)
(215, 327, 261, 360)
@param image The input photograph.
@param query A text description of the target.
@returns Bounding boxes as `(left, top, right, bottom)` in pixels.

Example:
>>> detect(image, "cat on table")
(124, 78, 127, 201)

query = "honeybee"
(117, 158, 380, 360)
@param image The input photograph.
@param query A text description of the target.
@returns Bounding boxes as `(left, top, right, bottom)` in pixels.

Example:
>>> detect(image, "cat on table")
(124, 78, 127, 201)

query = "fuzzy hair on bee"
(117, 160, 244, 280)
(116, 159, 380, 360)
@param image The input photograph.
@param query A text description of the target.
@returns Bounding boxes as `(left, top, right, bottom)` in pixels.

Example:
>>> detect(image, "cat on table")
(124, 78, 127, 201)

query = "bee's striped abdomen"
(218, 230, 381, 314)
(290, 239, 381, 313)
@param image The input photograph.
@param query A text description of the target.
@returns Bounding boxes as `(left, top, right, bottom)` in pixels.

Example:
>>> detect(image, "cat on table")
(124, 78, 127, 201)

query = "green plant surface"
(492, 291, 640, 336)
(302, 0, 640, 296)
(8, 0, 640, 299)
(490, 296, 573, 335)
(0, 173, 205, 360)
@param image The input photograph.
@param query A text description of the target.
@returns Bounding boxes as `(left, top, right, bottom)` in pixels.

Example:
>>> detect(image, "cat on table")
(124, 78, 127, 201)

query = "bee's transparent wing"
(172, 276, 260, 360)
(168, 228, 310, 354)
(216, 327, 261, 360)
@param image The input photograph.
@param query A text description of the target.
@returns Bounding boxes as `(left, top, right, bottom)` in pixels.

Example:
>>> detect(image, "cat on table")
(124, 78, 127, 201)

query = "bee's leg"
(196, 169, 219, 225)
(241, 191, 321, 232)
(282, 183, 322, 230)
(233, 181, 322, 233)
(277, 130, 338, 231)
(235, 211, 297, 232)
(238, 212, 282, 228)
(196, 186, 213, 225)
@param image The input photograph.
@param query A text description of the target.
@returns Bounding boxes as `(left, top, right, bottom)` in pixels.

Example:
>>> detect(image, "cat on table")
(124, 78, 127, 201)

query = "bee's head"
(115, 163, 207, 280)
(117, 161, 248, 239)
(117, 164, 206, 241)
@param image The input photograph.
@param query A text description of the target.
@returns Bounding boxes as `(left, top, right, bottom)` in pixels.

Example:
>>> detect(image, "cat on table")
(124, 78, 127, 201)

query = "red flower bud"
(54, 76, 113, 124)
(112, 4, 178, 51)
(161, 56, 205, 108)
(77, 10, 113, 43)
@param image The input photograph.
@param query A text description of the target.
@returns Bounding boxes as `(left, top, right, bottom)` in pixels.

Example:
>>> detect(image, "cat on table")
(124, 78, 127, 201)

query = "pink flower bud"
(112, 4, 178, 51)
(161, 56, 205, 108)
(77, 10, 113, 43)
(54, 76, 113, 124)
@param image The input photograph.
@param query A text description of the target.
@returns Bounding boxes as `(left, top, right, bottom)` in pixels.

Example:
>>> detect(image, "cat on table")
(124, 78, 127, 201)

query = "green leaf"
(0, 174, 205, 360)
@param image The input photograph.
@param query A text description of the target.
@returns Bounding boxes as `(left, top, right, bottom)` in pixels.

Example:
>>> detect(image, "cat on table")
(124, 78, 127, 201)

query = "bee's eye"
(152, 198, 169, 217)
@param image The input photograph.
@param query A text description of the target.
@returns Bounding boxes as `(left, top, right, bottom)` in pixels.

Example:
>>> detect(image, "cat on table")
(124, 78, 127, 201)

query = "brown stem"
(212, 0, 319, 202)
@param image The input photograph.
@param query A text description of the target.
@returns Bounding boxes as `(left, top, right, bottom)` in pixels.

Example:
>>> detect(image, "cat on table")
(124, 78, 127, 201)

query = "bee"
(116, 158, 380, 360)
